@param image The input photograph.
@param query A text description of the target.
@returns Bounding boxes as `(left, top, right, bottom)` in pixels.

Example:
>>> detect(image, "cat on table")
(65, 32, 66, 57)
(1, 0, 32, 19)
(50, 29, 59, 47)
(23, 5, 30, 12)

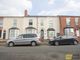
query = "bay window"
(66, 17, 71, 27)
(64, 27, 74, 36)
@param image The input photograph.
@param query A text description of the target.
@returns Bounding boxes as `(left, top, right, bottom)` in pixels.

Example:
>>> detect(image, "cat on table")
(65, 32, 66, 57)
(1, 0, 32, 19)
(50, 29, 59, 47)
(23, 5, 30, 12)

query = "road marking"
(65, 53, 72, 60)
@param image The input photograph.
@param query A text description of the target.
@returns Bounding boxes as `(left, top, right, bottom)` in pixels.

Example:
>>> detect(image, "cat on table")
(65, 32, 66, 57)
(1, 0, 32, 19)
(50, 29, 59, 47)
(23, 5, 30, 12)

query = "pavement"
(0, 44, 80, 60)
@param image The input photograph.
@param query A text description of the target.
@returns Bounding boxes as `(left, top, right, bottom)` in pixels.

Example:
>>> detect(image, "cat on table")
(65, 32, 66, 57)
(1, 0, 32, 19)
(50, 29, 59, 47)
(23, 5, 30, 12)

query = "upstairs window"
(0, 18, 3, 27)
(49, 20, 53, 28)
(49, 23, 53, 28)
(75, 18, 79, 25)
(13, 19, 17, 27)
(40, 20, 44, 26)
(66, 17, 71, 27)
(29, 19, 33, 26)
(64, 28, 74, 36)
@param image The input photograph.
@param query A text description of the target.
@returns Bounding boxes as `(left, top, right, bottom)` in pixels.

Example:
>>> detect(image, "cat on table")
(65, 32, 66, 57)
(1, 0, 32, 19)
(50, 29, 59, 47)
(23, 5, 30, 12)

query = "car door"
(22, 34, 31, 45)
(57, 37, 64, 45)
(59, 39, 64, 45)
(65, 39, 72, 44)
(61, 38, 70, 45)
(59, 38, 67, 45)
(25, 34, 34, 44)
(21, 34, 33, 45)
(14, 35, 24, 45)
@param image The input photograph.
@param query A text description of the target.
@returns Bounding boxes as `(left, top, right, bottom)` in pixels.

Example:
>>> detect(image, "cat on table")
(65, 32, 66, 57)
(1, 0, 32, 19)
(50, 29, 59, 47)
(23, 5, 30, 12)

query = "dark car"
(49, 36, 78, 46)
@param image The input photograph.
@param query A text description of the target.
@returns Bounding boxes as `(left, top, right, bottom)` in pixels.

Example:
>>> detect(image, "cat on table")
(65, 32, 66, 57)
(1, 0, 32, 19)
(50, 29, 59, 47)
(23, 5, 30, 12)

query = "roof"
(58, 15, 80, 17)
(0, 15, 58, 18)
(0, 15, 80, 18)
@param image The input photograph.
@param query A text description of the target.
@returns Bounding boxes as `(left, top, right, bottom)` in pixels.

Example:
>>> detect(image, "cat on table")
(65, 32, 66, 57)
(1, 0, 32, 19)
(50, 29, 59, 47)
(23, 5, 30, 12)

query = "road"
(0, 45, 80, 60)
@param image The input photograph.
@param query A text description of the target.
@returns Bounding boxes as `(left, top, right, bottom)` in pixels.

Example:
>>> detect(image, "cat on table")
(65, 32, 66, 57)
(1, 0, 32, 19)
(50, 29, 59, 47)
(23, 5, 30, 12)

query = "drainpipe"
(37, 17, 38, 34)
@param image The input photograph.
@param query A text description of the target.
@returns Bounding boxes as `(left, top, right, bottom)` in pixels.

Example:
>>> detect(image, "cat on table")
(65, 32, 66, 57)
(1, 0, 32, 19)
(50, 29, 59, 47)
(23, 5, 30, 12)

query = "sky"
(0, 0, 80, 16)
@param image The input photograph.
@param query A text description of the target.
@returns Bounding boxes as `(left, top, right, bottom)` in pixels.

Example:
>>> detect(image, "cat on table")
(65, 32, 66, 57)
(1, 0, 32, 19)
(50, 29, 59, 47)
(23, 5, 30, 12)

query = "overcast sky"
(0, 0, 80, 16)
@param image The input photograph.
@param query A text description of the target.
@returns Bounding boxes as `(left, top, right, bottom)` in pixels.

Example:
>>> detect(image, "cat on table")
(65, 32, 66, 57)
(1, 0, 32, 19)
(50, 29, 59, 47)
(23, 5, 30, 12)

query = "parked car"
(49, 36, 78, 46)
(6, 34, 41, 47)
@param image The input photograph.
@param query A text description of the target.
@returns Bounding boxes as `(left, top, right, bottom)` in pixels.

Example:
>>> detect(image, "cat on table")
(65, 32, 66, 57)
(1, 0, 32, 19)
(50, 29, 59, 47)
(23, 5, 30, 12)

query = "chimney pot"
(24, 10, 28, 16)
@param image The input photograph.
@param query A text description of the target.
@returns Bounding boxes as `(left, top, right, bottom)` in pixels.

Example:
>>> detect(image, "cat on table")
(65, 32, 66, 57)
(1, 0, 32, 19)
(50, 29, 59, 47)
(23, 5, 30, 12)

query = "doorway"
(40, 29, 44, 41)
(3, 30, 6, 39)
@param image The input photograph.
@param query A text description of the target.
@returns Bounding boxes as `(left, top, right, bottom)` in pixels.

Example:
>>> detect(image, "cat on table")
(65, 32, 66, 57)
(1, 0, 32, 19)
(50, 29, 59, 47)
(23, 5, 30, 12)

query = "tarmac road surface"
(0, 45, 80, 60)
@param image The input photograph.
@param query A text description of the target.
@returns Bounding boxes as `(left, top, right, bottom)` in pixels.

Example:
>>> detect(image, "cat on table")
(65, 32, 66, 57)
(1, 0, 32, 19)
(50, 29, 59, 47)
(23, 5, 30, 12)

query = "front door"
(3, 30, 6, 39)
(40, 29, 44, 40)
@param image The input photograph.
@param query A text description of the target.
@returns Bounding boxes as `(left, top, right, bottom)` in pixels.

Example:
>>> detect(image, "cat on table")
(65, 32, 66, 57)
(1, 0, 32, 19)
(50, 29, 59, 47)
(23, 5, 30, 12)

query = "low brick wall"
(0, 39, 6, 42)
(76, 37, 80, 43)
(0, 39, 7, 46)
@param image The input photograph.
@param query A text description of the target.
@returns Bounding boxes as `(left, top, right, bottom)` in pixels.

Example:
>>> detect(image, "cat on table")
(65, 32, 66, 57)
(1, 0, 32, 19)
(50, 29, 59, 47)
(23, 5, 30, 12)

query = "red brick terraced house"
(59, 16, 80, 42)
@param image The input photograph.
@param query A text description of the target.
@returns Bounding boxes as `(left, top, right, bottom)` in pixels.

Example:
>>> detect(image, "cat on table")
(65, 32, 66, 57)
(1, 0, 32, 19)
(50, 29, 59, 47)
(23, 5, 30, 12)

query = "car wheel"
(74, 41, 78, 45)
(8, 42, 14, 47)
(31, 42, 36, 46)
(55, 42, 59, 46)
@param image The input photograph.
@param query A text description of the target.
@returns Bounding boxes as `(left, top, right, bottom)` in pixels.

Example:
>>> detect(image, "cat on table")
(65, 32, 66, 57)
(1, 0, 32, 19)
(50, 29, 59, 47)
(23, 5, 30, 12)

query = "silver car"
(7, 34, 41, 47)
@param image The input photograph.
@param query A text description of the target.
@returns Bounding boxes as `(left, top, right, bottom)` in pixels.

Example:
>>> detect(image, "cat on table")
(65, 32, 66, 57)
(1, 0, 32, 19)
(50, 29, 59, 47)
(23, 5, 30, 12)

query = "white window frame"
(66, 17, 71, 27)
(48, 31, 55, 38)
(29, 19, 33, 27)
(49, 23, 53, 28)
(49, 20, 53, 28)
(75, 18, 79, 25)
(0, 20, 3, 27)
(13, 19, 17, 27)
(9, 29, 19, 39)
(40, 20, 44, 26)
(64, 28, 74, 36)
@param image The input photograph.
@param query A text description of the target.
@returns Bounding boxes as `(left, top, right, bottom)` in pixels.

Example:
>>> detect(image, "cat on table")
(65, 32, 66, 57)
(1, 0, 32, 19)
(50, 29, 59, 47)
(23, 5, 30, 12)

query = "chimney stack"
(24, 9, 28, 16)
